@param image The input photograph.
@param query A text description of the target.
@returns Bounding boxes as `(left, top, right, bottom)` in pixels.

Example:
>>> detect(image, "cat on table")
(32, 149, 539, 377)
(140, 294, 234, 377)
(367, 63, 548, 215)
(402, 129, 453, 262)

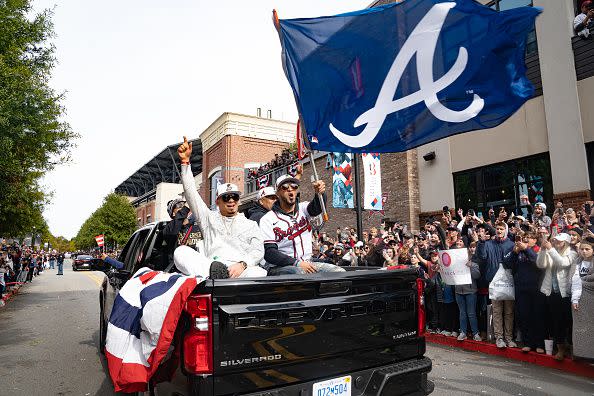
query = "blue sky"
(35, 0, 369, 238)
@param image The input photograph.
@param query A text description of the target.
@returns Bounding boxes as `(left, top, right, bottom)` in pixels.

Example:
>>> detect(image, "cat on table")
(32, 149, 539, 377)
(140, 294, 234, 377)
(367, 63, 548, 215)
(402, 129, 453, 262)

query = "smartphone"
(585, 203, 591, 215)
(477, 211, 483, 219)
(468, 209, 475, 216)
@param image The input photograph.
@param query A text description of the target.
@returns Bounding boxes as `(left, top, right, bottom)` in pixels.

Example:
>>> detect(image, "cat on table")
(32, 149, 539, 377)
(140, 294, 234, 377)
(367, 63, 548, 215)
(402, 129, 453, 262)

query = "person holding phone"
(503, 231, 545, 353)
(532, 203, 552, 229)
(536, 233, 578, 360)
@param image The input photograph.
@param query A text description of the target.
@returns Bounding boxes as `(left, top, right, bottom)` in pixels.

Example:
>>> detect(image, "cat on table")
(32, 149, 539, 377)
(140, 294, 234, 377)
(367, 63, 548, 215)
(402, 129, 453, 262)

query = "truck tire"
(99, 293, 106, 355)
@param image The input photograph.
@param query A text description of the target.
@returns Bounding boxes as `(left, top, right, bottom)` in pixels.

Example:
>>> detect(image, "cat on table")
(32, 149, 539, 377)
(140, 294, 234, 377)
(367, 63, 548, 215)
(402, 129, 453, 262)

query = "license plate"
(313, 375, 351, 396)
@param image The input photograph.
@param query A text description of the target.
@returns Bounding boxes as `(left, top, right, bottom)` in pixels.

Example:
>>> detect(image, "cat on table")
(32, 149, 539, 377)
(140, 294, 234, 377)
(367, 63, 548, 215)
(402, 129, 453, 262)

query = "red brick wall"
(553, 190, 592, 210)
(200, 135, 289, 205)
(299, 151, 420, 234)
(135, 201, 156, 226)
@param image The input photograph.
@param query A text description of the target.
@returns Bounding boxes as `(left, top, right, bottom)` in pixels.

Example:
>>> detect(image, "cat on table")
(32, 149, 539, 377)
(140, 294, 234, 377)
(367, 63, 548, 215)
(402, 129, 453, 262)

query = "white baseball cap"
(275, 174, 300, 190)
(257, 186, 277, 200)
(553, 233, 571, 243)
(216, 183, 241, 199)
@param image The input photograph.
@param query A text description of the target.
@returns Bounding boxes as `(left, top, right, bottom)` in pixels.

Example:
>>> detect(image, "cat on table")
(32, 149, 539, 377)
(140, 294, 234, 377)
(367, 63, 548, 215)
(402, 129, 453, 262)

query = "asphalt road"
(0, 264, 592, 396)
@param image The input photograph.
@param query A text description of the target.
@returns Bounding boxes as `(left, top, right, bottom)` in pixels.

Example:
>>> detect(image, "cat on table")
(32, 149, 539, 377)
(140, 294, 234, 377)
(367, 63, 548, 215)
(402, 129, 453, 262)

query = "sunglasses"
(221, 193, 240, 202)
(280, 183, 299, 191)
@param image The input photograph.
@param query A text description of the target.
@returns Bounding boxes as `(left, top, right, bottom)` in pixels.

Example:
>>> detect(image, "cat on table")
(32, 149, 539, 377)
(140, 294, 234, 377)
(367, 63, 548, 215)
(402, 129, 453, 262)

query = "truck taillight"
(183, 294, 212, 375)
(416, 278, 426, 337)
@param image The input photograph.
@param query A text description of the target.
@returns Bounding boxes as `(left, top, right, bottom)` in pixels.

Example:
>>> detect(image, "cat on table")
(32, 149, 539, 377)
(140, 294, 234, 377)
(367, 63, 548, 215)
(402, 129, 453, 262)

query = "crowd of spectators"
(0, 244, 67, 299)
(309, 197, 594, 360)
(247, 148, 297, 180)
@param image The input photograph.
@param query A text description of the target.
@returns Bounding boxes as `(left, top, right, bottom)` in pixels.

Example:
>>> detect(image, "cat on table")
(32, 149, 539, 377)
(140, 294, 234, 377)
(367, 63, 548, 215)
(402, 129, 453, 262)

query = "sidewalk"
(426, 333, 594, 379)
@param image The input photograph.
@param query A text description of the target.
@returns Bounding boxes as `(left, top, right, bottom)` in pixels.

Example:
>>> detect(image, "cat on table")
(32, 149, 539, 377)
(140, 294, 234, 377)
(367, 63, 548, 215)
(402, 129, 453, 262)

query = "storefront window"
(453, 153, 553, 216)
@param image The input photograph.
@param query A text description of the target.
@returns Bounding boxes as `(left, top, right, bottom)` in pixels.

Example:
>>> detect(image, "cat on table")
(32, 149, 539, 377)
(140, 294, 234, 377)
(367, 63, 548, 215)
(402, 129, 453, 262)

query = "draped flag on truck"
(362, 153, 383, 211)
(105, 268, 199, 393)
(332, 153, 354, 208)
(275, 0, 540, 153)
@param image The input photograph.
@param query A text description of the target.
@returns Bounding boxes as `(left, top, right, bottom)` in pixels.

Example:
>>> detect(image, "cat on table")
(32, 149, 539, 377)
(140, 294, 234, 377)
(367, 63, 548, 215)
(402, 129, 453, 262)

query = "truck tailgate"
(208, 269, 423, 395)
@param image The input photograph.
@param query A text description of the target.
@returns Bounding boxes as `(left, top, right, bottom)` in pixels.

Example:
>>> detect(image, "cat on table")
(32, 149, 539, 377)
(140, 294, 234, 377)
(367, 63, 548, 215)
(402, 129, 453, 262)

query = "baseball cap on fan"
(257, 186, 277, 200)
(275, 174, 300, 190)
(216, 183, 241, 199)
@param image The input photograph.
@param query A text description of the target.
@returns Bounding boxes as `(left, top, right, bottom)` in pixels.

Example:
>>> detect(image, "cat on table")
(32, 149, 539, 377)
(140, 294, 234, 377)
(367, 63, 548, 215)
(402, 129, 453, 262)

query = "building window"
(486, 0, 537, 54)
(453, 153, 553, 217)
(209, 170, 223, 207)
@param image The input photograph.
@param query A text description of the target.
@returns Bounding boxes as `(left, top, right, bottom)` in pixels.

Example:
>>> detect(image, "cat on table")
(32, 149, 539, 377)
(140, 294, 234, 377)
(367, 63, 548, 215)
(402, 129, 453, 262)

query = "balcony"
(573, 36, 594, 81)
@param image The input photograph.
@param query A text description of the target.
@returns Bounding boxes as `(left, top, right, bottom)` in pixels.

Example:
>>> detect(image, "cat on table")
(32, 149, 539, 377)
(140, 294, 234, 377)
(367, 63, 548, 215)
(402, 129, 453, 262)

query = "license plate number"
(313, 375, 351, 396)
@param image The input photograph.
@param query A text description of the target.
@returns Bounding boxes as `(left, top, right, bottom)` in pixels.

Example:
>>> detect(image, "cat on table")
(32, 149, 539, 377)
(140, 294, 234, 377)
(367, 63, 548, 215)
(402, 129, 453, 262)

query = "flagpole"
(308, 151, 329, 222)
(352, 153, 364, 243)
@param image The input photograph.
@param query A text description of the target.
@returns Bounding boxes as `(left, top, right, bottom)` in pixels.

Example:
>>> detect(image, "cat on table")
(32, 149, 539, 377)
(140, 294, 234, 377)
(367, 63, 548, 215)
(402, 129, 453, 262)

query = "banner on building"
(23, 234, 32, 247)
(332, 153, 354, 209)
(95, 234, 105, 247)
(34, 235, 41, 247)
(438, 249, 472, 286)
(257, 174, 271, 189)
(362, 153, 382, 211)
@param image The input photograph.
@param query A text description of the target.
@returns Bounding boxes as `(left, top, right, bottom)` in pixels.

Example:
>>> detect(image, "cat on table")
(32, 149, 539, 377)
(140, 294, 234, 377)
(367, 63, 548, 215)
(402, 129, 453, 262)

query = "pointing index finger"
(183, 136, 188, 145)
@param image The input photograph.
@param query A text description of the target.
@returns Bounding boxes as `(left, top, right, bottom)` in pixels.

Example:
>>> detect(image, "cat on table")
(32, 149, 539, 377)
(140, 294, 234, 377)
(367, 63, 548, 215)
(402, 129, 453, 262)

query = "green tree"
(74, 193, 136, 250)
(0, 0, 77, 236)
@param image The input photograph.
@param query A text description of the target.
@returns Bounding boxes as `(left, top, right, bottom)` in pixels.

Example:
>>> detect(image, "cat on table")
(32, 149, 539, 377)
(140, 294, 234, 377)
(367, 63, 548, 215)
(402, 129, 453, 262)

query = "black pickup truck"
(99, 222, 433, 396)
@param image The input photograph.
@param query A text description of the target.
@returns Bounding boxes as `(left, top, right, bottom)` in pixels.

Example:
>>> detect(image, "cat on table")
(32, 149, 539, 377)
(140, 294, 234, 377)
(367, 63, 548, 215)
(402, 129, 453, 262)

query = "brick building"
(198, 112, 295, 207)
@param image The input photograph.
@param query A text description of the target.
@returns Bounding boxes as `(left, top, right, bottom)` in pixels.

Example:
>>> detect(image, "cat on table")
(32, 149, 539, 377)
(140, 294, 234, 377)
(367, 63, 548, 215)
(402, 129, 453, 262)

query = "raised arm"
(178, 136, 210, 226)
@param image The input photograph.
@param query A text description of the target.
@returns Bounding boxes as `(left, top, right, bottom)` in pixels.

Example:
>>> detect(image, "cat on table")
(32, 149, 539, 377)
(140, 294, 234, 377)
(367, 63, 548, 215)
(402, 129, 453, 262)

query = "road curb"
(1, 282, 24, 307)
(426, 333, 594, 379)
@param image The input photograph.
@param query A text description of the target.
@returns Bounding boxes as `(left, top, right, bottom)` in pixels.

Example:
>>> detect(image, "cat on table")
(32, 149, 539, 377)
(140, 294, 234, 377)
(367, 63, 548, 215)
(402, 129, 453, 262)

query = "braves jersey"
(260, 202, 313, 262)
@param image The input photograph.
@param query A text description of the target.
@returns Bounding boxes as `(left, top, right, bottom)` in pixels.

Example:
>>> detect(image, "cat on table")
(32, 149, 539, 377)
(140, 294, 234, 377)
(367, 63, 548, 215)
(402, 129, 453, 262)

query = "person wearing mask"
(503, 231, 545, 353)
(571, 236, 594, 359)
(176, 137, 266, 278)
(259, 174, 344, 275)
(455, 241, 482, 341)
(163, 198, 204, 260)
(536, 233, 578, 360)
(246, 187, 278, 225)
(574, 0, 594, 38)
(477, 221, 515, 349)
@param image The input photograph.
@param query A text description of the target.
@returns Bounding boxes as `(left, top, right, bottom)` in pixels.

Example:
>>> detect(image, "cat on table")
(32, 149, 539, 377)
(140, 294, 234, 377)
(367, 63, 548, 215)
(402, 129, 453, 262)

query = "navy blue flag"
(277, 0, 541, 153)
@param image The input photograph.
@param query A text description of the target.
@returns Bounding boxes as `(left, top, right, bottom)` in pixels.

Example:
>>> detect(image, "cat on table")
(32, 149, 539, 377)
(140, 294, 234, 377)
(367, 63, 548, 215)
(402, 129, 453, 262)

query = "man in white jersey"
(260, 175, 345, 275)
(175, 137, 267, 278)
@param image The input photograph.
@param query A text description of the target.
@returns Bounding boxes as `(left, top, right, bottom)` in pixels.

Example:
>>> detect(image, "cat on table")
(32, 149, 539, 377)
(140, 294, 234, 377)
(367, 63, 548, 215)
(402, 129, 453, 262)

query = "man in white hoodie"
(174, 137, 266, 278)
